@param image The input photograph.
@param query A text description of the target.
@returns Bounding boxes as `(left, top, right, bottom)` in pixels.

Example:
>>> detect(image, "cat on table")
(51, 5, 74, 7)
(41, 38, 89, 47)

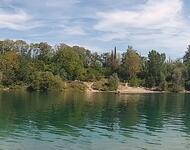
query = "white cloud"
(94, 0, 190, 53)
(0, 9, 41, 31)
(0, 0, 189, 58)
(63, 26, 87, 36)
(95, 0, 184, 32)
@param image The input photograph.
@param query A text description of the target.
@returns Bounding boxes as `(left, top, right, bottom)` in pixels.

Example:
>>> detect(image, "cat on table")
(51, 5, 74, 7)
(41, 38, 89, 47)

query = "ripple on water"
(0, 92, 190, 150)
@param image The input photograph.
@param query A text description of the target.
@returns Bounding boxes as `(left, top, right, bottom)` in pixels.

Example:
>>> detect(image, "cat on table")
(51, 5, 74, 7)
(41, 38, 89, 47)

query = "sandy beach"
(84, 82, 161, 94)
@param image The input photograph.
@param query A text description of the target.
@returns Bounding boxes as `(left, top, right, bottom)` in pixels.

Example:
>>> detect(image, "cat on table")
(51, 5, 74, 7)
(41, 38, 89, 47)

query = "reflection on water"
(0, 92, 190, 149)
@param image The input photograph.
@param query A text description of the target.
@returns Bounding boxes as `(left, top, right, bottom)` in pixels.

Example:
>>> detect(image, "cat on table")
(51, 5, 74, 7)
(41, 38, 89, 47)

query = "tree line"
(0, 39, 190, 92)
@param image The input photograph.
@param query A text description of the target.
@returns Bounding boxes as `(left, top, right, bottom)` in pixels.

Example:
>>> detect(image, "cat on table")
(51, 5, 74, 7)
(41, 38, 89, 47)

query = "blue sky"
(0, 0, 190, 58)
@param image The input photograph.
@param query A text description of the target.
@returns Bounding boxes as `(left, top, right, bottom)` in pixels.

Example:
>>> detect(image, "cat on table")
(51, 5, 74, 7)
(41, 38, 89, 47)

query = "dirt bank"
(84, 82, 161, 94)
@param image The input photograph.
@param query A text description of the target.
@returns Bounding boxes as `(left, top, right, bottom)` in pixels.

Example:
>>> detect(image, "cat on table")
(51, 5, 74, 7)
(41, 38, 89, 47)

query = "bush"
(145, 76, 156, 87)
(128, 77, 142, 87)
(167, 83, 184, 93)
(0, 84, 4, 90)
(28, 71, 64, 91)
(92, 78, 109, 91)
(81, 68, 103, 82)
(159, 81, 168, 91)
(9, 84, 27, 91)
(64, 81, 87, 91)
(0, 72, 2, 84)
(108, 73, 119, 91)
(185, 81, 190, 91)
(92, 74, 119, 91)
(1, 71, 17, 86)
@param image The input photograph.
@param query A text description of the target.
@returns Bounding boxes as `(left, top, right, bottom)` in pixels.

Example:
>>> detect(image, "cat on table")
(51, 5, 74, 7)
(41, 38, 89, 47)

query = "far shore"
(1, 82, 190, 94)
(84, 82, 161, 94)
(84, 82, 190, 94)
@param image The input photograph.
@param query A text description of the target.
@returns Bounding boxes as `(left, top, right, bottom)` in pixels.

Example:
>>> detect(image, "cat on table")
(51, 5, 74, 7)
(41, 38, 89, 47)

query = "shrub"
(64, 81, 87, 91)
(185, 81, 190, 91)
(29, 71, 64, 91)
(128, 77, 142, 87)
(9, 84, 27, 91)
(0, 84, 4, 89)
(159, 81, 168, 91)
(92, 78, 109, 91)
(167, 83, 184, 93)
(108, 73, 119, 91)
(1, 71, 17, 86)
(81, 68, 104, 82)
(0, 72, 2, 84)
(92, 74, 119, 91)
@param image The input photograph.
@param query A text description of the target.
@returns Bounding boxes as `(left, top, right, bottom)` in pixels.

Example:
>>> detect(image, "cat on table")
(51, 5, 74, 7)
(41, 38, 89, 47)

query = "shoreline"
(84, 82, 162, 94)
(84, 82, 190, 94)
(1, 82, 190, 94)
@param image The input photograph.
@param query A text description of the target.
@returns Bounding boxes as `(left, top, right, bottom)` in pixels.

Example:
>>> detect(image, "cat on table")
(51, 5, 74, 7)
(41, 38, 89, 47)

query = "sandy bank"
(84, 82, 161, 94)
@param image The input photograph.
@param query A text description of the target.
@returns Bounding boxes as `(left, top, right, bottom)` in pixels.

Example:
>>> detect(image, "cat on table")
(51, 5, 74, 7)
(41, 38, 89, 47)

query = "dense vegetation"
(0, 39, 190, 92)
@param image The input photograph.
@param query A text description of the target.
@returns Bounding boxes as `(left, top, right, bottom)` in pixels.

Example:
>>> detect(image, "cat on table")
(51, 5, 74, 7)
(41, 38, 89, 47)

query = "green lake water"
(0, 91, 190, 150)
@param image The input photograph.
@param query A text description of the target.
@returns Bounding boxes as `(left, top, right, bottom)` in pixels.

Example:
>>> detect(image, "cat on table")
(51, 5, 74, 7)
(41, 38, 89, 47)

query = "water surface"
(0, 91, 190, 150)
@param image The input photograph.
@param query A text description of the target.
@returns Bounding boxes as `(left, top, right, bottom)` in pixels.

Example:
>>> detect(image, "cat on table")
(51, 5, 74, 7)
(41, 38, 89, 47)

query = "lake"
(0, 91, 190, 150)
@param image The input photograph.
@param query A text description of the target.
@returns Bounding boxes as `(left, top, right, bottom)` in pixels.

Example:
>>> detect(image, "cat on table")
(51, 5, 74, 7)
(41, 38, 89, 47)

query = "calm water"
(0, 92, 190, 150)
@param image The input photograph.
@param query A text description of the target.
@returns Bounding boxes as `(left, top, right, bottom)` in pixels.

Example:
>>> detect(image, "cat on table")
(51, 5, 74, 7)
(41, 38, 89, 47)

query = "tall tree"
(0, 40, 15, 53)
(14, 40, 29, 56)
(110, 47, 119, 71)
(53, 46, 85, 80)
(183, 45, 190, 64)
(146, 50, 166, 87)
(120, 46, 142, 79)
(0, 51, 20, 85)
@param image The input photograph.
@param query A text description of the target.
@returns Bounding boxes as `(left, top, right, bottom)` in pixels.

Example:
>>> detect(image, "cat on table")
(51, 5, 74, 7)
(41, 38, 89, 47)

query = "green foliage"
(183, 47, 190, 91)
(9, 84, 27, 91)
(185, 81, 190, 91)
(167, 83, 184, 93)
(145, 50, 166, 87)
(92, 74, 119, 91)
(183, 45, 190, 64)
(120, 46, 142, 79)
(0, 72, 2, 84)
(0, 51, 21, 86)
(168, 68, 185, 92)
(64, 81, 87, 91)
(53, 46, 85, 80)
(0, 84, 4, 90)
(159, 61, 186, 92)
(92, 79, 109, 91)
(158, 72, 167, 91)
(82, 68, 103, 81)
(0, 39, 190, 93)
(108, 73, 119, 91)
(29, 71, 64, 91)
(128, 77, 143, 87)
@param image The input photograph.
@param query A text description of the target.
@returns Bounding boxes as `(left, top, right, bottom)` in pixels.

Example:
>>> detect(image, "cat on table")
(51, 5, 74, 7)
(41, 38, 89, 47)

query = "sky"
(0, 0, 190, 58)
